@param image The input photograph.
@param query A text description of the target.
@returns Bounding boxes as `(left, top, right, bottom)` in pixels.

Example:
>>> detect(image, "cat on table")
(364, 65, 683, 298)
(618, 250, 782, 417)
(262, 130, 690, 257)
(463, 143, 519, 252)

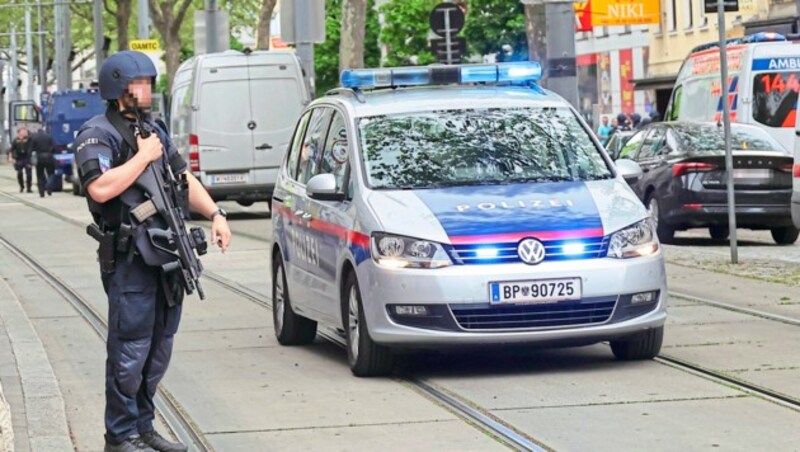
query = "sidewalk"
(0, 380, 12, 452)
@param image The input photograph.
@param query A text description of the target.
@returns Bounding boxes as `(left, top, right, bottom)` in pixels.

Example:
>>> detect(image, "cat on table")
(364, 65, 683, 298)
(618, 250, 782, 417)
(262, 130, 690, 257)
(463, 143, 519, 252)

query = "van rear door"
(248, 61, 307, 185)
(196, 61, 255, 178)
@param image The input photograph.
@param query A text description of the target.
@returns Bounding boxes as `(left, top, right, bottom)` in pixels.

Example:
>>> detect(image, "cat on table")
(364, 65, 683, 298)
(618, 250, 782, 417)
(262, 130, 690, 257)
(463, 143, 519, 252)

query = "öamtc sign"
(591, 0, 660, 26)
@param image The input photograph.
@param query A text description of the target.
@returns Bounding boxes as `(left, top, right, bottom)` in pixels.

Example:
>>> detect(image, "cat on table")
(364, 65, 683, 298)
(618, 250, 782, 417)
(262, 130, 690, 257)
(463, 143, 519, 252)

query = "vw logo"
(518, 238, 546, 265)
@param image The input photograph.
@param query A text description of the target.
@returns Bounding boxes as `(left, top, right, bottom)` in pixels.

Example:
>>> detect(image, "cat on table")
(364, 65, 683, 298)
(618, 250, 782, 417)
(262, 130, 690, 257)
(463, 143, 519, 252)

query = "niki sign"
(591, 0, 660, 26)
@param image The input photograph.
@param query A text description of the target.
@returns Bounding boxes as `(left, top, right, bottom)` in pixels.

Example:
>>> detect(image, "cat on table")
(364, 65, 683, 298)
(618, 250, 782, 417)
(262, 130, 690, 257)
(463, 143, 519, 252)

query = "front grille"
(449, 296, 617, 330)
(450, 236, 609, 265)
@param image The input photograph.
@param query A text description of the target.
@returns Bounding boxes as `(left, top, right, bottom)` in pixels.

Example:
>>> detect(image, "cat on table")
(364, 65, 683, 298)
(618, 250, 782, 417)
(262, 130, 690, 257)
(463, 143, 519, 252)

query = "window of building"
(668, 0, 678, 31)
(684, 0, 693, 29)
(698, 0, 709, 28)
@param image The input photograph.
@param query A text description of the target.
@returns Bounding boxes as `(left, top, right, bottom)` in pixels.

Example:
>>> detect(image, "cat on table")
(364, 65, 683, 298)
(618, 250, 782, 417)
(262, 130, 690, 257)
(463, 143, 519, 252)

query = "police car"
(270, 63, 667, 376)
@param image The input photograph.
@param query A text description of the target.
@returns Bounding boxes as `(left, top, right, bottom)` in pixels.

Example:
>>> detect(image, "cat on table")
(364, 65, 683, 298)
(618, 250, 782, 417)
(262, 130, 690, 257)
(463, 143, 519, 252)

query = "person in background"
(8, 127, 33, 193)
(596, 116, 613, 145)
(631, 113, 642, 129)
(29, 128, 56, 197)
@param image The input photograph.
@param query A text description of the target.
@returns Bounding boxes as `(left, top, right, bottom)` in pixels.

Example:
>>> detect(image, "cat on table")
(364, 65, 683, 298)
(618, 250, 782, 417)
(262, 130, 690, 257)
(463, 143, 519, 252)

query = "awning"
(630, 74, 678, 91)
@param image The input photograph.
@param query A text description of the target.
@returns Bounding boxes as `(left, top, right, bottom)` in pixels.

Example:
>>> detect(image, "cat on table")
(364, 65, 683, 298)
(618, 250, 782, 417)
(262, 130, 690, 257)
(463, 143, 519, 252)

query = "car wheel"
(272, 253, 317, 345)
(771, 227, 800, 245)
(709, 226, 729, 241)
(646, 196, 674, 243)
(342, 271, 394, 377)
(610, 326, 664, 360)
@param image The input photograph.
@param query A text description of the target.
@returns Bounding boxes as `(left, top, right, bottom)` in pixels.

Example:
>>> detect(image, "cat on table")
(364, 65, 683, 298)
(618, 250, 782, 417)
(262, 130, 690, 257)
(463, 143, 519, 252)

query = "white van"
(170, 50, 310, 206)
(666, 33, 800, 152)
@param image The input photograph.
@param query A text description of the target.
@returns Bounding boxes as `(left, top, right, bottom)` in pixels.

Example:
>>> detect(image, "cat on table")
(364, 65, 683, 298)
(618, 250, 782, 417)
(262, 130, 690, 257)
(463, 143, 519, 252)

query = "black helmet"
(98, 51, 157, 100)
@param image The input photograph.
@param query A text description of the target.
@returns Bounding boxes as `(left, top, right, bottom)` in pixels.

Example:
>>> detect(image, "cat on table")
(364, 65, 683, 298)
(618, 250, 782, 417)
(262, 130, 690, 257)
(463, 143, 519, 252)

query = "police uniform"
(10, 136, 33, 192)
(74, 51, 190, 452)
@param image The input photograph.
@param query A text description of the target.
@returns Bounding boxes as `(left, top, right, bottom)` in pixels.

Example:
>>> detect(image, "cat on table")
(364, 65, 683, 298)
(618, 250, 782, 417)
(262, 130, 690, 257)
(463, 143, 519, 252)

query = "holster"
(86, 224, 116, 273)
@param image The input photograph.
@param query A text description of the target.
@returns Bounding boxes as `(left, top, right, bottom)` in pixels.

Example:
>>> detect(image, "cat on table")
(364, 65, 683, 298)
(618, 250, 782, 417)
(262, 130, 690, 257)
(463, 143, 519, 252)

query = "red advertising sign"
(619, 48, 635, 114)
(575, 1, 593, 32)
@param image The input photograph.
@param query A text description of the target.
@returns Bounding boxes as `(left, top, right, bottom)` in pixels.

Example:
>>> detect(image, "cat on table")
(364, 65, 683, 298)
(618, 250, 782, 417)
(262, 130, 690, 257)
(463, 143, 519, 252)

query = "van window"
(675, 77, 721, 121)
(752, 72, 800, 128)
(199, 81, 251, 133)
(286, 111, 312, 180)
(318, 112, 350, 193)
(297, 109, 332, 185)
(669, 86, 682, 121)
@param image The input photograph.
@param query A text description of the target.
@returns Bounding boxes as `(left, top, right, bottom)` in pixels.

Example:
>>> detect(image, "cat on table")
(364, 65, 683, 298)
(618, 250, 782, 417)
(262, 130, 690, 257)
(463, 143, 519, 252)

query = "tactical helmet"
(98, 51, 157, 100)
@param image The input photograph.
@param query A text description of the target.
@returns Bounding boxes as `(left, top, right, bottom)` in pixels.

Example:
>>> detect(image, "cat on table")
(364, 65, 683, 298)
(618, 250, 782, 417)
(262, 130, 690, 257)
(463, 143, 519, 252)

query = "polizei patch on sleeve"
(76, 137, 100, 152)
(98, 154, 111, 173)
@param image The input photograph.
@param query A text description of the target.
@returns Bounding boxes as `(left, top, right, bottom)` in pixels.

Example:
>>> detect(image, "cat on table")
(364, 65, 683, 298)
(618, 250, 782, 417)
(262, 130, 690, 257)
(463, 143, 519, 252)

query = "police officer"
(73, 51, 232, 452)
(29, 128, 56, 197)
(8, 127, 33, 193)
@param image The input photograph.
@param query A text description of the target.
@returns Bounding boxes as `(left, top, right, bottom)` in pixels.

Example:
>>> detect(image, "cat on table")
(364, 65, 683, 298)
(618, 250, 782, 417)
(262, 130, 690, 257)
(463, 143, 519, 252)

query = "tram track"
(6, 189, 800, 446)
(0, 233, 214, 452)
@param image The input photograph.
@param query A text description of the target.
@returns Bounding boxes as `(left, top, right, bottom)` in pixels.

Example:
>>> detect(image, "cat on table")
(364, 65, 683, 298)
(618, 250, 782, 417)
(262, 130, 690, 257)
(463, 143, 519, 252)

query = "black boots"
(140, 431, 188, 452)
(104, 436, 156, 452)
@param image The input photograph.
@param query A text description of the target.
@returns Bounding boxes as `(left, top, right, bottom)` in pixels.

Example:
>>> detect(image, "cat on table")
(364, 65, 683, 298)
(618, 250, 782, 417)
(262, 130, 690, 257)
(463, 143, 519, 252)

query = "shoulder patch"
(98, 154, 111, 173)
(76, 137, 100, 153)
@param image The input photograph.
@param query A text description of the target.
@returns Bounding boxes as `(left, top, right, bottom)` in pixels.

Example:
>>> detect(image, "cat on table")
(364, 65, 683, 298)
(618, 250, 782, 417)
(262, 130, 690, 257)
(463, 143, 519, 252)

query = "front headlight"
(608, 218, 659, 259)
(372, 233, 452, 269)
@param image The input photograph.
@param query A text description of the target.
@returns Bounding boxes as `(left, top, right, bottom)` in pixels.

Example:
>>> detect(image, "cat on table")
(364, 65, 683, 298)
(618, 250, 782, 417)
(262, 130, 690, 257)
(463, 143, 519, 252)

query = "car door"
(288, 107, 334, 317)
(301, 110, 356, 320)
(273, 110, 313, 313)
(630, 127, 666, 197)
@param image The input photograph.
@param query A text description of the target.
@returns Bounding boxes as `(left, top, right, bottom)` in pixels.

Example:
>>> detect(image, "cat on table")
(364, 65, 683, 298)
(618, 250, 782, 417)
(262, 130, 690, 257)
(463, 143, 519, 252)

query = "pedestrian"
(29, 128, 56, 197)
(73, 51, 232, 452)
(631, 112, 642, 129)
(616, 113, 630, 131)
(8, 127, 33, 193)
(596, 115, 613, 145)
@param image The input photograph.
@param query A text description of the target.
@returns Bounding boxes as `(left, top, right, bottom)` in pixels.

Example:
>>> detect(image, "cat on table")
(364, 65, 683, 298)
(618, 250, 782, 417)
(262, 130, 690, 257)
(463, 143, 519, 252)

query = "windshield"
(674, 77, 732, 122)
(358, 107, 612, 189)
(673, 124, 785, 153)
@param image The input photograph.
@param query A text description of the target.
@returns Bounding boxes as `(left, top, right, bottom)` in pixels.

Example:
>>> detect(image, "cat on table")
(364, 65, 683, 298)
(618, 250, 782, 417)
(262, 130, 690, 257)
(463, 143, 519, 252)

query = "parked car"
(170, 49, 311, 207)
(617, 121, 797, 244)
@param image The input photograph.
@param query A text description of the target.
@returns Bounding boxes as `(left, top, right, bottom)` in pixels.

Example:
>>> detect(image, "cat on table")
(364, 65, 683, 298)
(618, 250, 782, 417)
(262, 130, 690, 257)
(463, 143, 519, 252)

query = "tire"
(342, 272, 394, 377)
(272, 253, 317, 345)
(709, 226, 729, 241)
(646, 196, 674, 244)
(610, 326, 664, 360)
(771, 227, 800, 245)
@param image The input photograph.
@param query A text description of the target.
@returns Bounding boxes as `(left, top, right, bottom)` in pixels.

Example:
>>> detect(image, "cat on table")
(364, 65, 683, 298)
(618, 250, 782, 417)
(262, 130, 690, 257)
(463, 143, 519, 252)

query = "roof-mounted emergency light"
(340, 62, 543, 90)
(739, 32, 786, 43)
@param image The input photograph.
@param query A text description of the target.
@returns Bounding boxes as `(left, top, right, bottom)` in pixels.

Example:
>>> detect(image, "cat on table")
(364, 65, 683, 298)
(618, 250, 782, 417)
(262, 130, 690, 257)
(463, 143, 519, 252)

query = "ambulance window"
(669, 86, 682, 121)
(318, 111, 350, 194)
(679, 78, 721, 121)
(286, 111, 312, 180)
(752, 72, 800, 128)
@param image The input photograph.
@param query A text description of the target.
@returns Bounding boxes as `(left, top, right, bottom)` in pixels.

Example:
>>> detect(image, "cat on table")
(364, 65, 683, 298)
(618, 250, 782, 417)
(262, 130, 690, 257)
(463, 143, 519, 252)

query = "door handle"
(256, 143, 273, 150)
(301, 213, 313, 221)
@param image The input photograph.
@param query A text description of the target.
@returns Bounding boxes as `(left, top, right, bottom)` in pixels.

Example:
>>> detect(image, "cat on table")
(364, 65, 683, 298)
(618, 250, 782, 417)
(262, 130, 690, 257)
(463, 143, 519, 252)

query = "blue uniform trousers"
(101, 253, 182, 444)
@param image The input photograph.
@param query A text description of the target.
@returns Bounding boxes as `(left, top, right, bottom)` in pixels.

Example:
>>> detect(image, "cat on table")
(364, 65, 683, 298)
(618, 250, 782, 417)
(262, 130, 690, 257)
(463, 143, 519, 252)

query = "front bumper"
(357, 251, 667, 347)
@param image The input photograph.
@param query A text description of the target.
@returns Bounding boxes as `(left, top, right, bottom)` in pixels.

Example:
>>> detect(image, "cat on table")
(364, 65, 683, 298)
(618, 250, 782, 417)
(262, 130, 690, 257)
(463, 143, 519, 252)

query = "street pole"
(138, 0, 150, 39)
(25, 8, 35, 101)
(717, 0, 738, 263)
(10, 26, 19, 102)
(37, 2, 46, 96)
(294, 0, 315, 94)
(54, 0, 71, 90)
(93, 0, 105, 71)
(205, 0, 219, 54)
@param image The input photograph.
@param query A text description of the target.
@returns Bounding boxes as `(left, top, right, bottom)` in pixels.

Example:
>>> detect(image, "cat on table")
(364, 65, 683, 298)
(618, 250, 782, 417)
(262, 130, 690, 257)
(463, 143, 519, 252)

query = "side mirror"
(615, 159, 643, 182)
(307, 173, 345, 202)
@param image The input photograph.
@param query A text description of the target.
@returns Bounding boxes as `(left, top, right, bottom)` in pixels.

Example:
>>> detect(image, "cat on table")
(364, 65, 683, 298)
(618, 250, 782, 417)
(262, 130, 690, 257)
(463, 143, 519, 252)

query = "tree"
(315, 0, 380, 96)
(256, 0, 278, 50)
(110, 0, 133, 51)
(379, 0, 437, 68)
(148, 0, 194, 91)
(462, 0, 527, 62)
(340, 0, 367, 72)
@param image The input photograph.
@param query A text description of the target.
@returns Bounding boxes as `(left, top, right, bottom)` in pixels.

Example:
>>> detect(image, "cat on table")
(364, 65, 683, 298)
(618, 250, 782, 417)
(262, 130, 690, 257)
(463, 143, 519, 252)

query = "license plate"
(733, 169, 770, 179)
(209, 173, 248, 185)
(489, 278, 582, 304)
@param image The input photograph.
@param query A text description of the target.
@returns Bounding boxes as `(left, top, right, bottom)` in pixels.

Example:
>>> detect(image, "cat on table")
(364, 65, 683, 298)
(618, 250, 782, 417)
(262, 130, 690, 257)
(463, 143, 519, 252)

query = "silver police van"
(270, 63, 667, 376)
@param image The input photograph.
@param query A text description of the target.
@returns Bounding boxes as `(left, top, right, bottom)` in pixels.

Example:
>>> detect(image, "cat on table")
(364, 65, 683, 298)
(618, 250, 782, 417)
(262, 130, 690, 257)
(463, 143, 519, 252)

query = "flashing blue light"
(562, 243, 586, 255)
(475, 248, 500, 259)
(340, 62, 542, 89)
(742, 32, 786, 43)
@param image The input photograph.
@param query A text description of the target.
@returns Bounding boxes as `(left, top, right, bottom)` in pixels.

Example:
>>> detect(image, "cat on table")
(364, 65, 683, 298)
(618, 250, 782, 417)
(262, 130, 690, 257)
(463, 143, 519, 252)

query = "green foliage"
(379, 0, 437, 67)
(462, 0, 527, 62)
(314, 0, 381, 97)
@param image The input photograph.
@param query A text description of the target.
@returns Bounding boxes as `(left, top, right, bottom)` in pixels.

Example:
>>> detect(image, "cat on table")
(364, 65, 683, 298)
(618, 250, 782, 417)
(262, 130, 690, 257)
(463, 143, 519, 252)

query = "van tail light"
(189, 134, 200, 172)
(793, 163, 800, 178)
(672, 162, 717, 177)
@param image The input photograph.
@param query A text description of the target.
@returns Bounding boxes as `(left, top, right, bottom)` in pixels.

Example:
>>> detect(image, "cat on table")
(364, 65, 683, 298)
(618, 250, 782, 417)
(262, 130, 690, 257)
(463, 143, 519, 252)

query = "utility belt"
(86, 222, 135, 273)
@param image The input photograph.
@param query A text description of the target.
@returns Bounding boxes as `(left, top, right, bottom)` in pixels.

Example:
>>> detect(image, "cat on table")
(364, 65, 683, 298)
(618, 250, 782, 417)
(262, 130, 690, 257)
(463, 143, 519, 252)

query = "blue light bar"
(340, 62, 542, 89)
(741, 32, 786, 43)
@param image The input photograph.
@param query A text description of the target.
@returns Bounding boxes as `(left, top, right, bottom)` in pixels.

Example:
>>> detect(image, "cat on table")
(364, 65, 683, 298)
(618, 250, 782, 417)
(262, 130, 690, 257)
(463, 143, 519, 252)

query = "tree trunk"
(149, 0, 193, 90)
(164, 29, 181, 92)
(117, 0, 132, 51)
(339, 0, 367, 73)
(256, 0, 278, 50)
